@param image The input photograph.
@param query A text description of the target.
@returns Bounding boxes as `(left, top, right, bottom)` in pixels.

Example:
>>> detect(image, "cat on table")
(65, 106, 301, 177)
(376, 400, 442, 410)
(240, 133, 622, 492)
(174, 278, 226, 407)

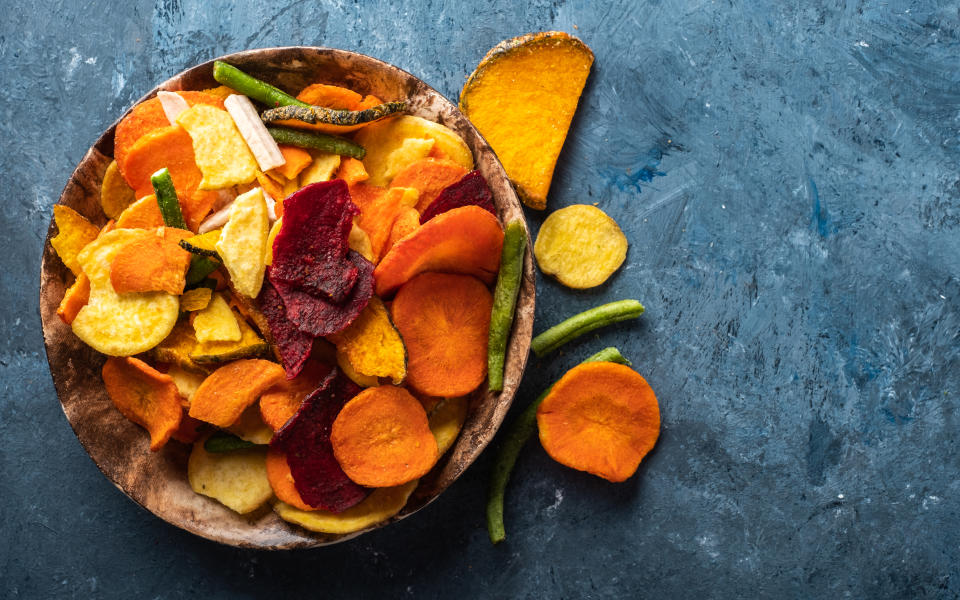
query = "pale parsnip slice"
(192, 292, 241, 343)
(188, 442, 272, 514)
(224, 94, 286, 172)
(215, 187, 269, 297)
(157, 91, 190, 125)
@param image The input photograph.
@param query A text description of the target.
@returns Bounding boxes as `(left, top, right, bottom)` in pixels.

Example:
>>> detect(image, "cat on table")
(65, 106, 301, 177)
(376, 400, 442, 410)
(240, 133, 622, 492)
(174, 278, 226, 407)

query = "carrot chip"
(102, 357, 183, 451)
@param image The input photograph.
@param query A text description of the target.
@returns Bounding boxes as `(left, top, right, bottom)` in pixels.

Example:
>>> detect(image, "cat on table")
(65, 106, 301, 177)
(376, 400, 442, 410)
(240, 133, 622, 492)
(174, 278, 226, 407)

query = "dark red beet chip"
(271, 368, 368, 512)
(419, 170, 496, 224)
(270, 180, 361, 304)
(270, 251, 374, 338)
(257, 276, 314, 379)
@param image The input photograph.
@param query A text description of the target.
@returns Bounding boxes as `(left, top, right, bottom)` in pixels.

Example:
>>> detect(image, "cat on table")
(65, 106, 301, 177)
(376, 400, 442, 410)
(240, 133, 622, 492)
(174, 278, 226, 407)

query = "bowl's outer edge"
(39, 46, 535, 549)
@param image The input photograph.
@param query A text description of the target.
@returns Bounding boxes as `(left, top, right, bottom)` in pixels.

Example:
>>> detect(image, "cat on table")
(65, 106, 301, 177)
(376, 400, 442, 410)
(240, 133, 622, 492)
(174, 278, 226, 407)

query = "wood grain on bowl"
(39, 46, 535, 549)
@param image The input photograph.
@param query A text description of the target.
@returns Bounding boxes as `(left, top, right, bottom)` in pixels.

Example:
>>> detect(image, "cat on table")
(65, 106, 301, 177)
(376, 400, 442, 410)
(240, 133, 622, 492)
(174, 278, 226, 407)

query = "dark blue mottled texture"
(3, 0, 959, 597)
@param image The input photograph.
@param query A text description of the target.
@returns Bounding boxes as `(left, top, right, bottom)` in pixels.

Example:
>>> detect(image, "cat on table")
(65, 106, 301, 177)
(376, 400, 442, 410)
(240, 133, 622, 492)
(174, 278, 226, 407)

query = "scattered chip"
(188, 358, 285, 427)
(100, 160, 136, 219)
(419, 170, 496, 223)
(188, 441, 272, 514)
(428, 396, 469, 456)
(348, 224, 375, 263)
(328, 297, 406, 384)
(336, 347, 379, 389)
(115, 194, 164, 229)
(215, 187, 269, 298)
(260, 359, 334, 431)
(110, 227, 193, 295)
(176, 104, 258, 190)
(273, 479, 417, 534)
(102, 357, 183, 451)
(51, 205, 100, 276)
(192, 292, 242, 343)
(390, 158, 469, 213)
(179, 287, 213, 312)
(533, 204, 627, 288)
(57, 273, 90, 325)
(226, 404, 274, 445)
(382, 137, 435, 184)
(167, 364, 206, 406)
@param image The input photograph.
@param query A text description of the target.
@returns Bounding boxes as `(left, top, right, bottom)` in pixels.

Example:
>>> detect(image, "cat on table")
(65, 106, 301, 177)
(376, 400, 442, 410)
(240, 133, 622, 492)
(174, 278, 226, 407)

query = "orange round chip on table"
(390, 272, 492, 397)
(330, 386, 438, 487)
(536, 362, 660, 483)
(188, 359, 285, 428)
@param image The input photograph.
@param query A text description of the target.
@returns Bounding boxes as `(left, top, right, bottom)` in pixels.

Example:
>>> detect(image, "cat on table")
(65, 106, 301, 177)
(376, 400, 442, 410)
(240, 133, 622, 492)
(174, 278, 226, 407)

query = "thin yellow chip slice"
(215, 188, 269, 297)
(51, 205, 100, 275)
(428, 396, 468, 455)
(273, 480, 417, 534)
(264, 217, 282, 266)
(188, 441, 272, 514)
(354, 116, 473, 186)
(100, 160, 136, 219)
(534, 204, 628, 289)
(179, 287, 213, 312)
(327, 297, 406, 384)
(167, 364, 206, 406)
(176, 104, 258, 190)
(192, 292, 241, 343)
(299, 152, 341, 185)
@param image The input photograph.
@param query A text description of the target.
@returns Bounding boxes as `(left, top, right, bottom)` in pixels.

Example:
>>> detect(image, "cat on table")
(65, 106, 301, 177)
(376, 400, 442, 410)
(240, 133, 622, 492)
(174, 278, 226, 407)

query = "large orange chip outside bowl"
(188, 359, 285, 428)
(390, 272, 493, 398)
(101, 357, 183, 451)
(536, 361, 661, 483)
(330, 386, 438, 487)
(373, 205, 504, 297)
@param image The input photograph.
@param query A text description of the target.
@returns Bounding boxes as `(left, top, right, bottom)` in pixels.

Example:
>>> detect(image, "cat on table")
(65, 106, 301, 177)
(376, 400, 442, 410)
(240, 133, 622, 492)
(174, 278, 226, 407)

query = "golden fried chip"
(192, 292, 241, 343)
(264, 218, 282, 266)
(226, 404, 274, 445)
(167, 364, 206, 406)
(188, 441, 272, 514)
(100, 160, 136, 219)
(534, 204, 627, 288)
(179, 287, 213, 312)
(176, 104, 258, 190)
(354, 116, 473, 186)
(428, 396, 468, 455)
(273, 480, 417, 534)
(327, 297, 406, 384)
(299, 152, 341, 185)
(215, 188, 269, 297)
(51, 205, 100, 275)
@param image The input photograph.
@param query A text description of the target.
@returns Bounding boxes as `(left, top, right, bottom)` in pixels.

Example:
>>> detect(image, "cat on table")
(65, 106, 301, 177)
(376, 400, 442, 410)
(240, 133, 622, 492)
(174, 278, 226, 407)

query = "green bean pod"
(530, 299, 644, 357)
(212, 61, 309, 109)
(487, 220, 527, 392)
(486, 346, 631, 544)
(150, 168, 188, 230)
(204, 431, 257, 453)
(185, 257, 220, 287)
(266, 127, 366, 160)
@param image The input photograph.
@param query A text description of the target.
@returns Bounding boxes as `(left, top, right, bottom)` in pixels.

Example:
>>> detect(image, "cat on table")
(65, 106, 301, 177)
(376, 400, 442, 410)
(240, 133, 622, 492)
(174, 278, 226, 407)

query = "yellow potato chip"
(167, 364, 206, 406)
(192, 292, 241, 343)
(382, 137, 435, 183)
(354, 115, 473, 186)
(71, 229, 179, 356)
(534, 204, 628, 288)
(348, 223, 375, 263)
(226, 404, 274, 445)
(299, 152, 341, 186)
(188, 441, 272, 514)
(215, 188, 269, 297)
(264, 218, 282, 266)
(179, 287, 213, 312)
(328, 297, 406, 384)
(51, 205, 100, 275)
(200, 85, 236, 100)
(176, 104, 258, 190)
(273, 480, 417, 534)
(100, 160, 136, 219)
(428, 396, 468, 455)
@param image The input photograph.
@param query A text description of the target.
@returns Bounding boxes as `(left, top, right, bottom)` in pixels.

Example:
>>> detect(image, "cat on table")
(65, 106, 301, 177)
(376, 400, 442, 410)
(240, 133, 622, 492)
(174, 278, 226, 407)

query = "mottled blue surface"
(2, 0, 959, 597)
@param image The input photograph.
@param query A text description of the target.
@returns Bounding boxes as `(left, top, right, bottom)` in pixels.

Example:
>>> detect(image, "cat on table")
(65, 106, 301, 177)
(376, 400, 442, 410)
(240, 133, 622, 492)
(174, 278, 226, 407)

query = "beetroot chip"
(271, 180, 361, 304)
(258, 277, 314, 378)
(271, 368, 368, 512)
(270, 251, 374, 338)
(419, 170, 496, 224)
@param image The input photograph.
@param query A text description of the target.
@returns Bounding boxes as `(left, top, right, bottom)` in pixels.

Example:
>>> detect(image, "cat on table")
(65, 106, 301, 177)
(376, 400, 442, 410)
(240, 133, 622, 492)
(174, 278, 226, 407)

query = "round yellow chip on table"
(534, 204, 628, 289)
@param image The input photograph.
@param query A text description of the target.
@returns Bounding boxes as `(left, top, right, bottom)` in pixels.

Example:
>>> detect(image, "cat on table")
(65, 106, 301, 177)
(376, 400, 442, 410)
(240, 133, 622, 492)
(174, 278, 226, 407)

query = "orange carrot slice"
(536, 362, 660, 482)
(110, 228, 193, 295)
(115, 194, 164, 229)
(188, 359, 285, 427)
(57, 273, 90, 325)
(336, 157, 369, 186)
(259, 360, 333, 432)
(266, 449, 315, 511)
(383, 206, 420, 257)
(391, 272, 492, 397)
(115, 92, 225, 180)
(374, 205, 504, 297)
(271, 145, 313, 180)
(355, 187, 417, 262)
(390, 158, 468, 213)
(102, 357, 183, 451)
(330, 386, 438, 487)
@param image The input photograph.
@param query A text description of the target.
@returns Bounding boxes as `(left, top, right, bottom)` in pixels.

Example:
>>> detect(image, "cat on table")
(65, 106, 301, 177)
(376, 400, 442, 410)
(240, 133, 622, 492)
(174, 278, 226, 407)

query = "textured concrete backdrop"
(2, 0, 959, 597)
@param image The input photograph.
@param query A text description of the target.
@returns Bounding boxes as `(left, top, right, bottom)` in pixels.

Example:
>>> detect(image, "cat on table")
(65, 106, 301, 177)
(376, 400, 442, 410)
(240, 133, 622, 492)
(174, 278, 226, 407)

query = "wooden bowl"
(38, 47, 535, 549)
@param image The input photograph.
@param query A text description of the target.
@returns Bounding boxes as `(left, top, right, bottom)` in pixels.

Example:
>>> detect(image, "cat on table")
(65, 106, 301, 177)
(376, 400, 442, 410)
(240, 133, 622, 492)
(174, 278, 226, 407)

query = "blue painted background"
(2, 0, 959, 597)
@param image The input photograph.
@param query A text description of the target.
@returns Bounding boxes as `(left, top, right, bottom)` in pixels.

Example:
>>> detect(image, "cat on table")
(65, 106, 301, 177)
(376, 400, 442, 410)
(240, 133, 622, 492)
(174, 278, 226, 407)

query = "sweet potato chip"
(270, 180, 360, 303)
(72, 229, 180, 356)
(336, 157, 369, 185)
(123, 126, 201, 200)
(266, 449, 315, 511)
(215, 187, 269, 297)
(460, 32, 593, 209)
(115, 194, 164, 229)
(271, 369, 369, 511)
(256, 170, 285, 204)
(257, 279, 315, 377)
(226, 404, 274, 445)
(51, 205, 100, 276)
(260, 358, 333, 431)
(391, 272, 492, 397)
(270, 145, 313, 180)
(429, 396, 469, 455)
(152, 316, 269, 372)
(354, 186, 420, 261)
(374, 205, 504, 297)
(188, 359, 285, 427)
(273, 479, 417, 534)
(100, 160, 136, 219)
(57, 273, 90, 325)
(381, 206, 419, 259)
(299, 152, 341, 185)
(188, 441, 272, 514)
(171, 414, 205, 444)
(348, 224, 375, 263)
(192, 292, 242, 342)
(331, 385, 438, 487)
(335, 348, 379, 388)
(167, 364, 206, 406)
(534, 204, 628, 289)
(327, 297, 406, 384)
(176, 104, 258, 190)
(102, 357, 182, 451)
(390, 158, 469, 213)
(354, 115, 473, 186)
(110, 227, 193, 295)
(419, 170, 495, 223)
(537, 362, 660, 482)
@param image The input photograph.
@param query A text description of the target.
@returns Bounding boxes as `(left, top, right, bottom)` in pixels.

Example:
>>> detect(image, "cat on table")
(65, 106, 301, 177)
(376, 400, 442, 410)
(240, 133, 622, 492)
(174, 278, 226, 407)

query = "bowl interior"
(39, 46, 535, 549)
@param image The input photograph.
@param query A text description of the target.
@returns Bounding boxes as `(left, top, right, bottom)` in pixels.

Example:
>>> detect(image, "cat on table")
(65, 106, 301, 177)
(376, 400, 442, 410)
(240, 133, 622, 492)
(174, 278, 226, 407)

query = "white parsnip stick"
(224, 94, 286, 172)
